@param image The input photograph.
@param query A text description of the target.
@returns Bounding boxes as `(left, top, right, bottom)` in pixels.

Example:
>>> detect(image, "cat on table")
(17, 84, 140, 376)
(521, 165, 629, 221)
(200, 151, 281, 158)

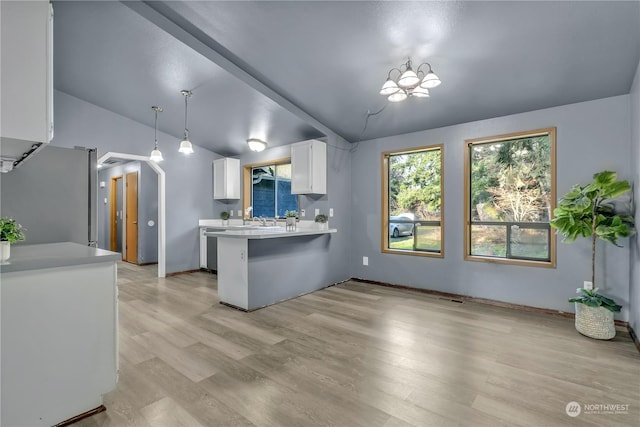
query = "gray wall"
(351, 95, 633, 321)
(139, 161, 158, 263)
(97, 161, 158, 264)
(0, 145, 91, 245)
(629, 57, 640, 332)
(248, 234, 333, 308)
(52, 90, 221, 274)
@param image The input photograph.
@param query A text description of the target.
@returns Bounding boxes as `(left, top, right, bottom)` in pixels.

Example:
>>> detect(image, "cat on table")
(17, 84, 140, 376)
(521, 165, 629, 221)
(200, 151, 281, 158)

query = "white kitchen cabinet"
(213, 157, 240, 199)
(0, 0, 53, 171)
(291, 139, 327, 195)
(1, 243, 119, 426)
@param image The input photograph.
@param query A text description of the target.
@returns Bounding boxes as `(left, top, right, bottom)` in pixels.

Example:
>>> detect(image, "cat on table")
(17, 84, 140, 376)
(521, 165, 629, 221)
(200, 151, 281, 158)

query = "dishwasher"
(199, 227, 223, 272)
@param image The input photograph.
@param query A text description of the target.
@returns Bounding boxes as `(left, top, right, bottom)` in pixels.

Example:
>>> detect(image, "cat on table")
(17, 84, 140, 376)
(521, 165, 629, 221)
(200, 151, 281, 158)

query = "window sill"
(464, 254, 556, 268)
(382, 248, 443, 258)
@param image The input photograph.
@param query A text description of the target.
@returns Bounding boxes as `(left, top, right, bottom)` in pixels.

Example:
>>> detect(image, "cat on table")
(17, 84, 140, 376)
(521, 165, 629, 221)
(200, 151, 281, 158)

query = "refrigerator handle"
(88, 148, 98, 247)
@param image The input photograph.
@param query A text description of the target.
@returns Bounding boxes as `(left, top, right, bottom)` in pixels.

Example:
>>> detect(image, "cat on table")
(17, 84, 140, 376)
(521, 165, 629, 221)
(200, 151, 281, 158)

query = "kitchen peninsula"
(204, 225, 337, 310)
(1, 242, 120, 426)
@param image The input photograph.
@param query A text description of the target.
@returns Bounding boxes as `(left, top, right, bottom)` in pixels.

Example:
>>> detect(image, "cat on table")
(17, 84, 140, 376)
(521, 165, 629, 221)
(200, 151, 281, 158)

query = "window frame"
(242, 157, 298, 219)
(463, 127, 557, 268)
(381, 144, 444, 258)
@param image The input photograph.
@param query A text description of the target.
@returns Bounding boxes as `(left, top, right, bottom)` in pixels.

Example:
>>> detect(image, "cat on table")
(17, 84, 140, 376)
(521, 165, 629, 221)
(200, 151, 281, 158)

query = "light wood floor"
(77, 262, 640, 427)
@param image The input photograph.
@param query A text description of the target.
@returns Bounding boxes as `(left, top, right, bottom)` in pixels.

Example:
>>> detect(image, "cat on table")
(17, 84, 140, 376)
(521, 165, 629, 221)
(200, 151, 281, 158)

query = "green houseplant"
(0, 217, 26, 261)
(314, 214, 328, 223)
(550, 170, 635, 339)
(220, 211, 230, 225)
(285, 210, 297, 231)
(314, 214, 328, 230)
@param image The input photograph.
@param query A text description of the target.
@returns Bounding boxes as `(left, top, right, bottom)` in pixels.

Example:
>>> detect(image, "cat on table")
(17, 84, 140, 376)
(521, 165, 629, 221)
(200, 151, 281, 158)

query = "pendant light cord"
(184, 94, 189, 136)
(154, 109, 159, 149)
(181, 90, 192, 139)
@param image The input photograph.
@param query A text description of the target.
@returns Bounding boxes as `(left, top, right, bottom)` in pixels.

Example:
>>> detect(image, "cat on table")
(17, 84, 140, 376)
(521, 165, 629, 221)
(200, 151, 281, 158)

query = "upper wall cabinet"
(291, 140, 327, 195)
(0, 0, 53, 172)
(213, 158, 240, 200)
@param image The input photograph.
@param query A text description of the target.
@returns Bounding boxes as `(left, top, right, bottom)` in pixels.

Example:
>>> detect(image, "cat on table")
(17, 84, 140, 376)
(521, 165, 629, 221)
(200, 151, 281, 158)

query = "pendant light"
(178, 90, 194, 154)
(150, 106, 164, 162)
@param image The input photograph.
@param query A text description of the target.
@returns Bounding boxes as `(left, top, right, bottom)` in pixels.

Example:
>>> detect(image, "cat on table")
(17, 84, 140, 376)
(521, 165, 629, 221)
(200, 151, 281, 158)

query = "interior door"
(125, 172, 138, 264)
(110, 176, 123, 252)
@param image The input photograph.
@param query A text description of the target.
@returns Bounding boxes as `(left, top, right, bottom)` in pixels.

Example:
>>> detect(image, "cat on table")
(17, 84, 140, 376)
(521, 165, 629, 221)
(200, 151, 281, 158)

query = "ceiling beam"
(121, 1, 347, 142)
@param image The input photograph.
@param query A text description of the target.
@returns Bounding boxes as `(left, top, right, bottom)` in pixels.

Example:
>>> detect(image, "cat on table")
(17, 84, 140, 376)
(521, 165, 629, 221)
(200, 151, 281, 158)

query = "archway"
(98, 152, 166, 278)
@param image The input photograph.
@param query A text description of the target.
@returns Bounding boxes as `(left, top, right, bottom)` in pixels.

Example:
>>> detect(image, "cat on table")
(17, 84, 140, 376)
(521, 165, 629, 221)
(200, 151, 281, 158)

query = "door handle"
(132, 221, 137, 224)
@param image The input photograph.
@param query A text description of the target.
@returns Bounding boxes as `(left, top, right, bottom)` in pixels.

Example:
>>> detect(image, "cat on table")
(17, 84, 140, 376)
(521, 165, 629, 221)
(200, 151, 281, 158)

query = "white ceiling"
(54, 1, 640, 156)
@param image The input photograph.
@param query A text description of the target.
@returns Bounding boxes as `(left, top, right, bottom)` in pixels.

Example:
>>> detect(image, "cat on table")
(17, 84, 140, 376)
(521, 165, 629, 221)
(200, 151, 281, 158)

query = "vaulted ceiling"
(54, 1, 640, 156)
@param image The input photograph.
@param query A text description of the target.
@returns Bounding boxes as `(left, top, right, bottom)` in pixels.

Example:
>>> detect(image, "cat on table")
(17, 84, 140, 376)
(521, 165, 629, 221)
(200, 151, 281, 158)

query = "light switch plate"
(363, 256, 369, 266)
(315, 208, 320, 216)
(301, 209, 306, 217)
(329, 208, 334, 217)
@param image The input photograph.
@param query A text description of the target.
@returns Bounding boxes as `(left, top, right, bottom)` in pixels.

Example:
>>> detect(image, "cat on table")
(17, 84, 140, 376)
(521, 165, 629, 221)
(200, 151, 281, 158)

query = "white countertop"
(203, 226, 336, 239)
(0, 242, 121, 273)
(199, 219, 245, 228)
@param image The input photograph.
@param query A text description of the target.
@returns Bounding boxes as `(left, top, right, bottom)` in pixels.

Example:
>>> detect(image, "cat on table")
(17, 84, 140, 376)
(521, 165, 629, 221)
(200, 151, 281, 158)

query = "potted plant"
(285, 210, 297, 231)
(220, 211, 230, 226)
(0, 217, 26, 261)
(550, 170, 635, 339)
(314, 214, 328, 230)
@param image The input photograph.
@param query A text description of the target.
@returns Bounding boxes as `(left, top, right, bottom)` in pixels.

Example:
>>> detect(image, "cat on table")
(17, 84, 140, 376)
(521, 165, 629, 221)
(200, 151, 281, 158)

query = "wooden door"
(110, 176, 123, 252)
(125, 172, 138, 264)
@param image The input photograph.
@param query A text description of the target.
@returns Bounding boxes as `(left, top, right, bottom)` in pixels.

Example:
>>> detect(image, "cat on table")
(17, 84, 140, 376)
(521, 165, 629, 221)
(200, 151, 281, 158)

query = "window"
(382, 145, 443, 257)
(243, 159, 298, 218)
(464, 128, 556, 266)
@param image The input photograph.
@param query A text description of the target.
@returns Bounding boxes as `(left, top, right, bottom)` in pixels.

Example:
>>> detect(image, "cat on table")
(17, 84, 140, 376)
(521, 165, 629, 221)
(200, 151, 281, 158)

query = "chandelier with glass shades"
(379, 58, 442, 102)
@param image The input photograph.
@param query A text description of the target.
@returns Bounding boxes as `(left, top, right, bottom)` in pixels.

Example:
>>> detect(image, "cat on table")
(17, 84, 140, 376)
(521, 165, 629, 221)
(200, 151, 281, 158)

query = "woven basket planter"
(575, 303, 616, 340)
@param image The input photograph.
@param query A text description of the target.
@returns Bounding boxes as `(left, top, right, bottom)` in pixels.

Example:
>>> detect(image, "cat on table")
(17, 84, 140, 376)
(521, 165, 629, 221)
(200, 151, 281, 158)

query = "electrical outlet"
(229, 210, 234, 217)
(363, 256, 368, 266)
(301, 209, 306, 217)
(329, 208, 334, 217)
(583, 281, 593, 290)
(315, 208, 320, 216)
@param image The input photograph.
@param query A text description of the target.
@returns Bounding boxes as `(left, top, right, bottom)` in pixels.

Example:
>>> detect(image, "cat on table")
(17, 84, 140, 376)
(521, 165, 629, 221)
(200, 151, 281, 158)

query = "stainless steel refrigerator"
(0, 145, 97, 246)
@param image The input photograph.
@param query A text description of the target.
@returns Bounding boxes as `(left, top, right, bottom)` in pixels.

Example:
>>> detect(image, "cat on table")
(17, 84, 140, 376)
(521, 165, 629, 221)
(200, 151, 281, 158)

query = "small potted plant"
(220, 211, 230, 226)
(285, 210, 297, 231)
(0, 217, 26, 261)
(314, 214, 328, 230)
(550, 170, 635, 339)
